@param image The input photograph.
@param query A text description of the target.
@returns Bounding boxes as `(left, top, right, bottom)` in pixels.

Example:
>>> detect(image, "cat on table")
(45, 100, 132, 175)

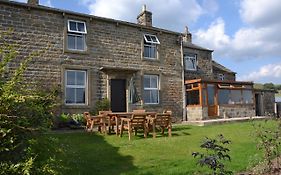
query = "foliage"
(71, 113, 84, 125)
(252, 119, 281, 174)
(0, 30, 59, 174)
(254, 83, 281, 90)
(263, 83, 275, 90)
(192, 134, 233, 175)
(57, 113, 85, 128)
(90, 98, 110, 115)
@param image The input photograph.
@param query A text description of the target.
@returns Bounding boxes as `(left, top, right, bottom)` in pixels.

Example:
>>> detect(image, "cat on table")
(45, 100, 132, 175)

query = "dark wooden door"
(111, 79, 126, 112)
(255, 94, 261, 116)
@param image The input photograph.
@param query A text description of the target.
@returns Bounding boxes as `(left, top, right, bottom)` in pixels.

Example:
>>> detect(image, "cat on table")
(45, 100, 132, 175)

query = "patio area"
(182, 116, 268, 126)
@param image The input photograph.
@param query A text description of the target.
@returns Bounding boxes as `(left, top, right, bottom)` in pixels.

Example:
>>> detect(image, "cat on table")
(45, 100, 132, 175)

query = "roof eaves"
(212, 60, 236, 74)
(183, 42, 214, 52)
(2, 0, 182, 36)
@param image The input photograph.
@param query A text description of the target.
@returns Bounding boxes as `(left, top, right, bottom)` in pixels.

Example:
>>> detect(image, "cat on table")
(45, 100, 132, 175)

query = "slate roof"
(212, 60, 236, 74)
(182, 42, 213, 52)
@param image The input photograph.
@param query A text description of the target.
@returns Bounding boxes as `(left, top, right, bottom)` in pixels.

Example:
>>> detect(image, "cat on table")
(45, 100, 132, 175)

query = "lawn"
(40, 120, 276, 175)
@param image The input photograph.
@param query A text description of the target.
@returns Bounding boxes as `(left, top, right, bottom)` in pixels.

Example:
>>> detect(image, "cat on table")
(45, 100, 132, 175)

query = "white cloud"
(42, 0, 52, 7)
(80, 0, 217, 32)
(194, 18, 230, 55)
(193, 0, 281, 60)
(12, 0, 26, 2)
(238, 63, 281, 83)
(12, 0, 52, 7)
(240, 0, 281, 27)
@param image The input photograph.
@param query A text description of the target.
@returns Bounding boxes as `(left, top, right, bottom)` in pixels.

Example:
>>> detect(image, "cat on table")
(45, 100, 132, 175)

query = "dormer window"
(184, 53, 197, 71)
(67, 20, 87, 51)
(143, 34, 160, 59)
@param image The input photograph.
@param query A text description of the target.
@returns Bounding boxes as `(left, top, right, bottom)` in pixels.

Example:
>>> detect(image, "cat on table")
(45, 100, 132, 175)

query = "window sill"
(142, 57, 159, 62)
(143, 103, 161, 107)
(64, 49, 89, 55)
(185, 69, 198, 72)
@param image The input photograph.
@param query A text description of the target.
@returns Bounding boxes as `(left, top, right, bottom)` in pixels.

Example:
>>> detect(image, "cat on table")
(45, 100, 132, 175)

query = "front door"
(111, 79, 126, 112)
(207, 84, 218, 117)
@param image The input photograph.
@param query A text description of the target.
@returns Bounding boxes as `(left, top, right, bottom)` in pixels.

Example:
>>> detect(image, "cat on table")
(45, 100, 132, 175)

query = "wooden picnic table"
(107, 112, 157, 135)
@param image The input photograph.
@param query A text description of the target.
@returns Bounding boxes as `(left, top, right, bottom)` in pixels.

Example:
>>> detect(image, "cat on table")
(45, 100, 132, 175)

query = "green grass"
(39, 121, 277, 175)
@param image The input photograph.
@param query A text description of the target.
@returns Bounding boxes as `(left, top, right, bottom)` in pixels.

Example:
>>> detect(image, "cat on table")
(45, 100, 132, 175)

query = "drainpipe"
(180, 36, 187, 121)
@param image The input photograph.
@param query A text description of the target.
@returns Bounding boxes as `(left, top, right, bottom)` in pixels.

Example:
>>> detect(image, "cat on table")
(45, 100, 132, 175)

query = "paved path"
(182, 116, 269, 126)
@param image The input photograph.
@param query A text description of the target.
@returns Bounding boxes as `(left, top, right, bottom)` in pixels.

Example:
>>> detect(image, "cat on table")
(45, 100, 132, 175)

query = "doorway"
(255, 93, 262, 116)
(110, 79, 126, 112)
(207, 84, 218, 117)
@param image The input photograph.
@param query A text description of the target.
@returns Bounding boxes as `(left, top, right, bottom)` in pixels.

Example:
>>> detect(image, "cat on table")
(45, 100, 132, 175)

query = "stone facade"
(254, 89, 276, 116)
(183, 47, 213, 80)
(0, 1, 183, 119)
(218, 105, 255, 118)
(186, 106, 208, 120)
(1, 1, 275, 122)
(213, 67, 236, 81)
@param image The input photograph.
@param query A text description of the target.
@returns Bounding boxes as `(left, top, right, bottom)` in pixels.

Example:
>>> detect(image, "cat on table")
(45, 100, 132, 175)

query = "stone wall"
(183, 48, 213, 80)
(0, 1, 183, 118)
(263, 91, 276, 115)
(186, 106, 208, 121)
(218, 105, 255, 118)
(213, 68, 236, 81)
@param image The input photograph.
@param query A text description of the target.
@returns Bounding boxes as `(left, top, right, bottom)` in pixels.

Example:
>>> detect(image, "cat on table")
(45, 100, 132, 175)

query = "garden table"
(107, 112, 157, 135)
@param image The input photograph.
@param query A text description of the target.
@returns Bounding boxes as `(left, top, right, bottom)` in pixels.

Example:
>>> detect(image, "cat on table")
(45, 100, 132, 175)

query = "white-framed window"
(184, 54, 197, 71)
(68, 20, 87, 34)
(65, 70, 87, 105)
(143, 74, 159, 104)
(143, 34, 160, 59)
(67, 20, 87, 51)
(218, 74, 225, 81)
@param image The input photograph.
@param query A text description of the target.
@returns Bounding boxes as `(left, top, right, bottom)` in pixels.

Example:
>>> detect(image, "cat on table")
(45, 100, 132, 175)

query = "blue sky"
(14, 0, 281, 84)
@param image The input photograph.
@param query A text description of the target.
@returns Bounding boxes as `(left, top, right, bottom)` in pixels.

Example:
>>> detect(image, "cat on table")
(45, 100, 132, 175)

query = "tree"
(0, 30, 59, 174)
(263, 83, 275, 90)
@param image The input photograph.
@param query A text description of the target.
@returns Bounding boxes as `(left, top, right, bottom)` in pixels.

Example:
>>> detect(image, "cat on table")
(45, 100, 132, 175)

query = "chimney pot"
(142, 4, 146, 12)
(183, 26, 192, 42)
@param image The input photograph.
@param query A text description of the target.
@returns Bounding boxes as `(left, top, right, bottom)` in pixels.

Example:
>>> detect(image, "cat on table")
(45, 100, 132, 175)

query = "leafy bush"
(90, 98, 110, 115)
(71, 113, 85, 125)
(252, 119, 281, 174)
(57, 113, 85, 129)
(192, 134, 232, 175)
(0, 30, 60, 174)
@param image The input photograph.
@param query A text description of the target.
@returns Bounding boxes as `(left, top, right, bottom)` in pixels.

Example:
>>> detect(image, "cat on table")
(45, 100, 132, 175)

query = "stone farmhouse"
(0, 0, 276, 121)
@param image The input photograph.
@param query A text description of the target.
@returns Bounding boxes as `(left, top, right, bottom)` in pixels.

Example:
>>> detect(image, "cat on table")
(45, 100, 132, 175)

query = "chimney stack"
(183, 26, 192, 42)
(137, 5, 152, 27)
(28, 0, 39, 6)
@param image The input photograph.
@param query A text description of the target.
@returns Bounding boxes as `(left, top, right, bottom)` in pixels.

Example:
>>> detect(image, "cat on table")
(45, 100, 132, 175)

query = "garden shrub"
(57, 113, 85, 129)
(192, 134, 233, 175)
(252, 119, 281, 174)
(0, 30, 60, 174)
(90, 98, 110, 115)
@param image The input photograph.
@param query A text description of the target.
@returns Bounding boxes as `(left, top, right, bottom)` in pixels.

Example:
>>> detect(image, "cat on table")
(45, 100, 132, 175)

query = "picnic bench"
(83, 110, 172, 140)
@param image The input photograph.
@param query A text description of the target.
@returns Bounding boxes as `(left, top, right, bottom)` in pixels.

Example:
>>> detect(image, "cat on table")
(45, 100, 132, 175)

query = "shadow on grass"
(52, 132, 137, 175)
(172, 126, 192, 132)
